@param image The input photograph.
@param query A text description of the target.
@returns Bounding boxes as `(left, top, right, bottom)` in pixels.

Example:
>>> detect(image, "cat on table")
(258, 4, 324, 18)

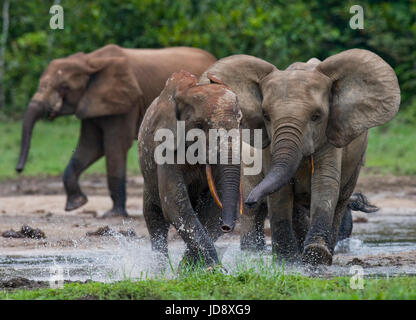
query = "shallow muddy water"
(1, 175, 415, 286)
(1, 205, 415, 283)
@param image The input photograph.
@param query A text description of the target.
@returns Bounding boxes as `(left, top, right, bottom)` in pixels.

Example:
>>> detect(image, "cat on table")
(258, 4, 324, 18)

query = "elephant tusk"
(206, 164, 222, 209)
(206, 164, 243, 215)
(310, 155, 314, 175)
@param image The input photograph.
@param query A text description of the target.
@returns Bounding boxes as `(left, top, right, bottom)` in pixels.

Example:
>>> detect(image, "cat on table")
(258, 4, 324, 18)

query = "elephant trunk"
(206, 161, 241, 233)
(245, 125, 303, 207)
(218, 163, 241, 233)
(16, 101, 44, 172)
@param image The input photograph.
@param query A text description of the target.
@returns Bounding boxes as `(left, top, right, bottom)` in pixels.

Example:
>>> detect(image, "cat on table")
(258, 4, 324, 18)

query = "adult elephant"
(200, 49, 400, 265)
(138, 71, 242, 266)
(16, 45, 216, 217)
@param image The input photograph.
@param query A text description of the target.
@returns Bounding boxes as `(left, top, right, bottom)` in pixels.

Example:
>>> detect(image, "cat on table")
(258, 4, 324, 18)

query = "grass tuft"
(1, 271, 416, 300)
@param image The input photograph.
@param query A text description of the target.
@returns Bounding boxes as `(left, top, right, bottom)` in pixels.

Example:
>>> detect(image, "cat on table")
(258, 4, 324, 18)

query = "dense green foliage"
(1, 0, 415, 118)
(1, 272, 416, 300)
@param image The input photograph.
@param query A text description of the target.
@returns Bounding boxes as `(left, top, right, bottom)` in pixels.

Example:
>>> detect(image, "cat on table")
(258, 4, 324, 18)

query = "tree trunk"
(0, 0, 10, 110)
(47, 0, 61, 60)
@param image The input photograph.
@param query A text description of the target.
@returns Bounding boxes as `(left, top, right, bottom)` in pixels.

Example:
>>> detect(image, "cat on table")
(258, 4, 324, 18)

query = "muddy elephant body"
(200, 50, 400, 265)
(138, 71, 241, 266)
(16, 45, 216, 217)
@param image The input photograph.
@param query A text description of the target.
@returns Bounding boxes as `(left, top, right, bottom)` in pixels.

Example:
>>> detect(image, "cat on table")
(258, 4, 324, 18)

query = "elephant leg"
(102, 127, 132, 218)
(292, 203, 310, 252)
(181, 193, 222, 266)
(331, 162, 362, 251)
(268, 183, 300, 262)
(240, 169, 268, 251)
(303, 145, 342, 265)
(196, 193, 222, 243)
(143, 186, 169, 260)
(336, 206, 353, 243)
(64, 120, 104, 211)
(158, 166, 219, 267)
(240, 202, 268, 251)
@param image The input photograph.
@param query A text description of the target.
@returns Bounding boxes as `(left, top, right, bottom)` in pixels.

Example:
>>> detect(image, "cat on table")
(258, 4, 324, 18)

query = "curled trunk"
(245, 126, 303, 207)
(16, 101, 44, 172)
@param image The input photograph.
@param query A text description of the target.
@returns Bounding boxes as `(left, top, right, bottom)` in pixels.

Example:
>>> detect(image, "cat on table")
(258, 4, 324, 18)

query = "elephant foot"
(205, 265, 228, 274)
(273, 250, 301, 265)
(102, 207, 129, 218)
(272, 243, 301, 265)
(151, 252, 169, 273)
(271, 221, 301, 263)
(65, 193, 88, 211)
(179, 249, 219, 271)
(302, 243, 333, 266)
(179, 259, 223, 273)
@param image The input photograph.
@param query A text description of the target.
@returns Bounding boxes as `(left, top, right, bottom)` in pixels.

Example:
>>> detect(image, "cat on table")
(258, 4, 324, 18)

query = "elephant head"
(198, 55, 277, 149)
(16, 44, 141, 172)
(156, 71, 242, 232)
(244, 49, 400, 205)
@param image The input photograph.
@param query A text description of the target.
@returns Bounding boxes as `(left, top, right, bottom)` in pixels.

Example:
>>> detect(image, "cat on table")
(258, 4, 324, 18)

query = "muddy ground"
(0, 173, 415, 289)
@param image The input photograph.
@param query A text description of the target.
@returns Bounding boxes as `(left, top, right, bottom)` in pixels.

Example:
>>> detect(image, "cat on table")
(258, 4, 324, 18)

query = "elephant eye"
(263, 111, 270, 122)
(311, 112, 321, 122)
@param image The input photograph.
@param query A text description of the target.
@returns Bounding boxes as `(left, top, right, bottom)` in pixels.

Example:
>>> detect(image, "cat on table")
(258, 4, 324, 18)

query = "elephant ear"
(317, 49, 400, 148)
(76, 56, 142, 119)
(207, 72, 226, 85)
(199, 55, 276, 149)
(158, 71, 198, 151)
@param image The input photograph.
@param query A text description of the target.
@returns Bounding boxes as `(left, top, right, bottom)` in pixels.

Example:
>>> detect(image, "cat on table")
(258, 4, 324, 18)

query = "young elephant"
(16, 44, 216, 217)
(239, 144, 378, 254)
(200, 49, 400, 265)
(138, 71, 242, 266)
(244, 50, 400, 265)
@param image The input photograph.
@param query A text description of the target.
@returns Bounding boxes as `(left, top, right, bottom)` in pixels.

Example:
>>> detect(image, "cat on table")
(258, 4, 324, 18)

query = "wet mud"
(0, 173, 415, 289)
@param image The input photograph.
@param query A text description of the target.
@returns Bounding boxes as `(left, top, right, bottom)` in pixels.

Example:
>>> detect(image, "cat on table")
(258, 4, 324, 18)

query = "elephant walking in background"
(200, 49, 400, 265)
(138, 71, 241, 267)
(16, 44, 216, 217)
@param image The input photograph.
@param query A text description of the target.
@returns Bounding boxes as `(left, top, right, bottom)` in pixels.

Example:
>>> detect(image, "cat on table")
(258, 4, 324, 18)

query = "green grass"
(1, 271, 415, 300)
(365, 117, 416, 175)
(0, 116, 415, 180)
(0, 116, 140, 180)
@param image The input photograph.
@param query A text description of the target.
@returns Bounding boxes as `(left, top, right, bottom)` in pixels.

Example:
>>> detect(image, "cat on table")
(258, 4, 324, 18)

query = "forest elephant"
(16, 45, 216, 217)
(240, 142, 378, 255)
(138, 71, 242, 267)
(199, 49, 400, 265)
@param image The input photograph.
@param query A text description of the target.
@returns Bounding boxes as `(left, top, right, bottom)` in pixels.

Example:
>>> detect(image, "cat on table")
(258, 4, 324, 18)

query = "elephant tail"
(347, 192, 379, 213)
